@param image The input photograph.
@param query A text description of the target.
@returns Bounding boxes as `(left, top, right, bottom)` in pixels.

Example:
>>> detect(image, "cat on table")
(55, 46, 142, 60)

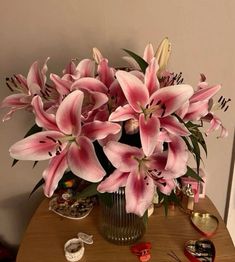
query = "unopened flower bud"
(155, 37, 171, 77)
(93, 47, 103, 64)
(124, 119, 139, 135)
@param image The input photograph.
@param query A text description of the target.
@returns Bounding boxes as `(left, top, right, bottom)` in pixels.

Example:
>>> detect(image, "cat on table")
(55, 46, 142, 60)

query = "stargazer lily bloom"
(9, 90, 121, 197)
(110, 69, 193, 156)
(98, 137, 188, 217)
(1, 58, 50, 121)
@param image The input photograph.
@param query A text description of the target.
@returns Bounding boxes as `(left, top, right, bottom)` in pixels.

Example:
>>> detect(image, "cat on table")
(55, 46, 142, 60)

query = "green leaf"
(11, 124, 42, 167)
(185, 166, 204, 182)
(76, 183, 99, 199)
(142, 210, 148, 227)
(197, 131, 207, 156)
(123, 49, 148, 73)
(29, 178, 44, 198)
(190, 135, 201, 173)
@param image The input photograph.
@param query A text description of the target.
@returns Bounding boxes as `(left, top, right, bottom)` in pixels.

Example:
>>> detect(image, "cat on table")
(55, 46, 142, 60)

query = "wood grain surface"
(16, 196, 235, 261)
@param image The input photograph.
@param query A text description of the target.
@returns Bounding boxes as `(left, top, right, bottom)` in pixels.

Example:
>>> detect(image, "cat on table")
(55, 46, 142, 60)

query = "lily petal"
(76, 59, 95, 78)
(184, 100, 209, 121)
(97, 170, 129, 193)
(104, 141, 142, 172)
(9, 131, 66, 160)
(0, 94, 31, 108)
(139, 114, 160, 156)
(71, 78, 108, 93)
(165, 136, 188, 174)
(68, 137, 105, 182)
(31, 96, 58, 131)
(144, 58, 159, 94)
(97, 59, 115, 87)
(50, 73, 71, 95)
(56, 90, 83, 136)
(27, 61, 44, 95)
(109, 104, 137, 122)
(155, 178, 175, 195)
(150, 84, 194, 117)
(160, 115, 190, 136)
(190, 85, 221, 103)
(43, 149, 68, 197)
(116, 71, 149, 112)
(143, 43, 154, 64)
(82, 121, 121, 141)
(125, 170, 154, 216)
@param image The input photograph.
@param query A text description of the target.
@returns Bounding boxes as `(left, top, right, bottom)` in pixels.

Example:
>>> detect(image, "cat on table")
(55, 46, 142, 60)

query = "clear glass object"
(99, 188, 146, 245)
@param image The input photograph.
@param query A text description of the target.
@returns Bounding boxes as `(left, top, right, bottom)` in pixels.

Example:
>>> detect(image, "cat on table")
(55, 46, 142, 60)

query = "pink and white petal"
(129, 70, 145, 82)
(190, 85, 221, 103)
(109, 80, 127, 107)
(27, 61, 44, 94)
(115, 71, 149, 112)
(9, 131, 66, 161)
(139, 114, 160, 156)
(125, 170, 155, 216)
(50, 73, 71, 95)
(56, 90, 83, 136)
(219, 125, 228, 138)
(43, 149, 68, 197)
(97, 170, 129, 193)
(0, 94, 31, 108)
(144, 58, 159, 94)
(82, 121, 121, 141)
(160, 115, 190, 136)
(31, 96, 59, 131)
(2, 106, 30, 122)
(150, 84, 194, 117)
(184, 101, 209, 121)
(143, 43, 154, 64)
(63, 61, 77, 75)
(97, 59, 115, 87)
(71, 78, 108, 93)
(109, 105, 138, 122)
(155, 179, 175, 195)
(98, 127, 122, 147)
(205, 115, 221, 135)
(87, 91, 108, 111)
(68, 137, 105, 182)
(76, 59, 95, 77)
(103, 141, 143, 172)
(175, 101, 189, 119)
(165, 136, 188, 174)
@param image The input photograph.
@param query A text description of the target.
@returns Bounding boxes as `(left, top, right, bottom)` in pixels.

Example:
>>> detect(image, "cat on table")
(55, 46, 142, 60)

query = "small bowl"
(64, 238, 85, 262)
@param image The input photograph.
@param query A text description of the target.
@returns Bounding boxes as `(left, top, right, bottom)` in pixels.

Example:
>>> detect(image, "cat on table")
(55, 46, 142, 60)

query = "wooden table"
(17, 197, 235, 261)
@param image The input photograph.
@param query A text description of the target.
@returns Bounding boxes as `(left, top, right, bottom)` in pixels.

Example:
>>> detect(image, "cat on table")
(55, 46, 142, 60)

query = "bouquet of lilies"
(1, 38, 229, 216)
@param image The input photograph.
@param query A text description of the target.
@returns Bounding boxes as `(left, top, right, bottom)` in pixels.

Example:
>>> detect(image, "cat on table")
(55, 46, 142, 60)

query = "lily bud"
(155, 37, 171, 77)
(93, 47, 103, 64)
(124, 119, 139, 135)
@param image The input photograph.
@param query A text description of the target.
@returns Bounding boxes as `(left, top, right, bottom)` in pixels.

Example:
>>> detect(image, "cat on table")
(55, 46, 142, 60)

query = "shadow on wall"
(0, 191, 43, 248)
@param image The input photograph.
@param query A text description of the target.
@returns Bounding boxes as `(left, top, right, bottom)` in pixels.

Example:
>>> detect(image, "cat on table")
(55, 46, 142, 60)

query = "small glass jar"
(99, 188, 146, 245)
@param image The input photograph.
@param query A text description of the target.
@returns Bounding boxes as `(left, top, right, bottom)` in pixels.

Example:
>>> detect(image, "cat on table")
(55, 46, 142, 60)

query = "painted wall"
(0, 0, 234, 246)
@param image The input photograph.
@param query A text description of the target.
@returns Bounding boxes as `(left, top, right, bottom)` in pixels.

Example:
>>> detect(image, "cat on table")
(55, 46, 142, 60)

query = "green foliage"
(185, 166, 204, 182)
(123, 49, 148, 73)
(157, 189, 182, 216)
(76, 182, 99, 199)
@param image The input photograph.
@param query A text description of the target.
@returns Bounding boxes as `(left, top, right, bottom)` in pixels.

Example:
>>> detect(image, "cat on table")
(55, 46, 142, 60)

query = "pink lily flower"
(9, 90, 121, 197)
(98, 137, 188, 216)
(1, 58, 50, 121)
(110, 69, 193, 156)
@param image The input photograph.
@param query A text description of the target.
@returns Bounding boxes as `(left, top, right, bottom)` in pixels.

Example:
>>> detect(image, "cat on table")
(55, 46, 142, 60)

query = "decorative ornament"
(130, 242, 152, 261)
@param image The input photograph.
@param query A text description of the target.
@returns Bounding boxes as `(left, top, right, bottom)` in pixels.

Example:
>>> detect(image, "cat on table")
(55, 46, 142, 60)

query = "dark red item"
(131, 242, 152, 261)
(0, 243, 15, 262)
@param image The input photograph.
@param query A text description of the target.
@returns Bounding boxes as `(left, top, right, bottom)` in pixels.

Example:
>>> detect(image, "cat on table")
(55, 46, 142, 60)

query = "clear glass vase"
(99, 188, 146, 245)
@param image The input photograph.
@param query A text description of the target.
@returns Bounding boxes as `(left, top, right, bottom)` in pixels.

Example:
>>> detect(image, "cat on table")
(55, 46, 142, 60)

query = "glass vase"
(99, 188, 146, 245)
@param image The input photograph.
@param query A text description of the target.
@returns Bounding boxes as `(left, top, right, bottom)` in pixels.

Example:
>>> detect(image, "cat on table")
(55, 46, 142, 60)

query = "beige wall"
(0, 0, 234, 246)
